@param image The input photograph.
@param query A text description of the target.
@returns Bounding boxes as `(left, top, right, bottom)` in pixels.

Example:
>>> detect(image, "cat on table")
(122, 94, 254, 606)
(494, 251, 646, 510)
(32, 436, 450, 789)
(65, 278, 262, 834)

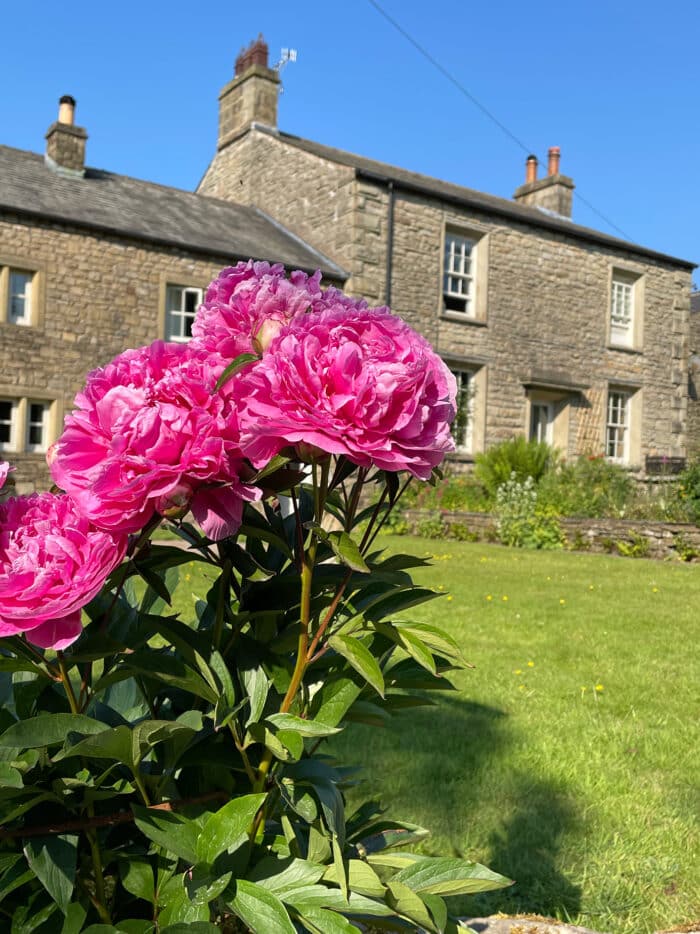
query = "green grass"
(163, 537, 700, 933)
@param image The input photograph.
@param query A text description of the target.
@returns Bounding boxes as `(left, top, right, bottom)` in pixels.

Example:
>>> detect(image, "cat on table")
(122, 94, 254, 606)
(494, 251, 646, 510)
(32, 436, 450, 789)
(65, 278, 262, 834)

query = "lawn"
(166, 537, 699, 933)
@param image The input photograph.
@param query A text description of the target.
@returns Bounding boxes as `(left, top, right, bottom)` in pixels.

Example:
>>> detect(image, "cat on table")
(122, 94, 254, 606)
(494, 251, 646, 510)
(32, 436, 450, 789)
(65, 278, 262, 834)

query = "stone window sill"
(440, 312, 487, 327)
(607, 343, 642, 355)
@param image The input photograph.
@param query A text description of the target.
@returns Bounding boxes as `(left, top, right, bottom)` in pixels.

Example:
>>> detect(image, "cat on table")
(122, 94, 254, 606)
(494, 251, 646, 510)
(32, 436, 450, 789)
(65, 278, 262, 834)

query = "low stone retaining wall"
(402, 509, 700, 561)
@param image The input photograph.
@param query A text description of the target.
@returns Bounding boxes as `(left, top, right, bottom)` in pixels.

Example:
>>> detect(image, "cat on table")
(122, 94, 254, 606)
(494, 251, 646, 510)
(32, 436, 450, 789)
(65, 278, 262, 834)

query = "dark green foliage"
(0, 459, 508, 931)
(537, 455, 633, 518)
(474, 437, 557, 497)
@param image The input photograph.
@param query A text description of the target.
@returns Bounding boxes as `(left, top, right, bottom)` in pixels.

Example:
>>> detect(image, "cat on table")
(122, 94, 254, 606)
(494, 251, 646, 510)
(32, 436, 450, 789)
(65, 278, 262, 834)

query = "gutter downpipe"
(385, 180, 395, 307)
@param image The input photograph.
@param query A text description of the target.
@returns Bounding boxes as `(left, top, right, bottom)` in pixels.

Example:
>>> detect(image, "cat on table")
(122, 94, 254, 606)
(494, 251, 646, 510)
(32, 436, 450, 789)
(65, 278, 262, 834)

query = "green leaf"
(131, 720, 197, 768)
(98, 653, 218, 704)
(184, 864, 232, 906)
(115, 923, 155, 934)
(358, 822, 430, 855)
(279, 779, 318, 823)
(394, 629, 436, 675)
(242, 663, 269, 727)
(228, 879, 296, 934)
(421, 892, 448, 932)
(54, 725, 132, 765)
(328, 635, 384, 698)
(215, 352, 259, 391)
(323, 859, 385, 898)
(0, 763, 23, 788)
(0, 714, 108, 749)
(392, 856, 512, 896)
(0, 857, 34, 902)
(157, 885, 212, 925)
(160, 925, 219, 934)
(23, 834, 77, 913)
(326, 531, 369, 572)
(197, 793, 266, 864)
(248, 856, 325, 895)
(394, 621, 471, 667)
(119, 859, 155, 903)
(248, 453, 293, 483)
(267, 714, 341, 738)
(132, 806, 199, 864)
(295, 906, 361, 934)
(60, 903, 87, 934)
(311, 676, 362, 729)
(284, 886, 393, 916)
(386, 879, 438, 933)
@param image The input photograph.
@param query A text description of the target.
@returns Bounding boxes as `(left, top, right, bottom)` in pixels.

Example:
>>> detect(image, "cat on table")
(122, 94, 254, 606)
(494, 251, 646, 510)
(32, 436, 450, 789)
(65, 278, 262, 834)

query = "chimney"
(525, 154, 538, 184)
(513, 145, 574, 218)
(217, 34, 280, 150)
(45, 95, 87, 177)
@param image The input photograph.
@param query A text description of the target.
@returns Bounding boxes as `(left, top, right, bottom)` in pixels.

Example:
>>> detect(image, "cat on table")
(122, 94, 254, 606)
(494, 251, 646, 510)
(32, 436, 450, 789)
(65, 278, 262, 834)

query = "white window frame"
(530, 402, 554, 445)
(443, 233, 476, 317)
(451, 369, 475, 453)
(606, 390, 630, 463)
(0, 399, 18, 452)
(25, 401, 50, 453)
(165, 285, 203, 343)
(610, 276, 634, 346)
(7, 270, 33, 326)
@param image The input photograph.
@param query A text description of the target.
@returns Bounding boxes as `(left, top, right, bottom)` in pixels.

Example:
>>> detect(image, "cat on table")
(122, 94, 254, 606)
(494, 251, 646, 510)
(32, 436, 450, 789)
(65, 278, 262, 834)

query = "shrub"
(402, 470, 491, 512)
(538, 454, 633, 518)
(475, 436, 557, 496)
(495, 473, 563, 549)
(676, 461, 700, 524)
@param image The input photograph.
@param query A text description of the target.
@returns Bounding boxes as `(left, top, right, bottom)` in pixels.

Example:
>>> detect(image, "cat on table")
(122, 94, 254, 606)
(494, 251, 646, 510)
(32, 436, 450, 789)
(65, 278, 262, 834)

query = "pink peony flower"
(234, 301, 456, 479)
(0, 461, 11, 491)
(49, 340, 259, 540)
(190, 260, 322, 361)
(0, 492, 127, 649)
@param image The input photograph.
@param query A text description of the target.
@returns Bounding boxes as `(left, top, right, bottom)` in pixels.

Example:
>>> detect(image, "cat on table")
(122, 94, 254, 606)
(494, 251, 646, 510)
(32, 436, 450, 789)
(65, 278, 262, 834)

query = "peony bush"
(0, 262, 509, 932)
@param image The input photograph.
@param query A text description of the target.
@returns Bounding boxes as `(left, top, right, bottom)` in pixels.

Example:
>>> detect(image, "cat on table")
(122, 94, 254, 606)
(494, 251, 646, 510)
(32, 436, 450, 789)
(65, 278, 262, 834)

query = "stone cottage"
(0, 96, 344, 492)
(199, 36, 696, 473)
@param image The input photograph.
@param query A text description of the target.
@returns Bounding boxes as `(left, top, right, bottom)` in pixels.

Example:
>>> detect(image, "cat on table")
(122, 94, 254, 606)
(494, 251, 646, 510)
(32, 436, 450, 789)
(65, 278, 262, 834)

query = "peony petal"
(26, 611, 83, 650)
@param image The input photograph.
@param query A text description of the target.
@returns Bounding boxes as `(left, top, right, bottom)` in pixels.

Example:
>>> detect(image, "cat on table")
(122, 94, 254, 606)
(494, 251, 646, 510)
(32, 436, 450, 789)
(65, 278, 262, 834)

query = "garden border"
(402, 508, 700, 561)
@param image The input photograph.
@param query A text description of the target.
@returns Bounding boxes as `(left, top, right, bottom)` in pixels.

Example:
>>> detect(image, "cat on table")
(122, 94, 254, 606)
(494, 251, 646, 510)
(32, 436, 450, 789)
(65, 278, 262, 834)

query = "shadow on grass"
(461, 775, 582, 919)
(333, 694, 582, 920)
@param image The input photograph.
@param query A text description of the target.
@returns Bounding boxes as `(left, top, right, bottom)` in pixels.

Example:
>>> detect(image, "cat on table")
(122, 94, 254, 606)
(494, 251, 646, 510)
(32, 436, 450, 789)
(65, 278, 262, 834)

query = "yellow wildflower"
(527, 661, 535, 667)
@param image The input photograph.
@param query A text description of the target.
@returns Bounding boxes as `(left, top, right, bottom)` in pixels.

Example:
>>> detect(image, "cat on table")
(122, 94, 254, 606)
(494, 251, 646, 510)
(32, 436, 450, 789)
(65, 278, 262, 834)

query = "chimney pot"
(525, 154, 538, 185)
(235, 33, 269, 75)
(547, 146, 561, 176)
(58, 94, 76, 126)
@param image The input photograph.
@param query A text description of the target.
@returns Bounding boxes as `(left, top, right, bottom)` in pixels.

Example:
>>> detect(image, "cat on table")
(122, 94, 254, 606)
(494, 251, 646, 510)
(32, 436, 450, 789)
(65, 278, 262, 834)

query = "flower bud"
(252, 318, 284, 354)
(155, 482, 194, 519)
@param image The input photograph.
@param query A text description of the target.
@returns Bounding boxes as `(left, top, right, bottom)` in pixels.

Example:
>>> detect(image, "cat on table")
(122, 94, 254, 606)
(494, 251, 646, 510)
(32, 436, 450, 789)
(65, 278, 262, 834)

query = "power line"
(366, 0, 633, 241)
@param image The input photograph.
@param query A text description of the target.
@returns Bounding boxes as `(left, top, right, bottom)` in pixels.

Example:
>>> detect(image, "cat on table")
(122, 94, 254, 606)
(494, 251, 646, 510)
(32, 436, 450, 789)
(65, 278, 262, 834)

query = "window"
(606, 390, 629, 462)
(25, 401, 50, 453)
(529, 402, 554, 444)
(8, 271, 32, 325)
(451, 369, 474, 452)
(609, 269, 643, 349)
(1, 266, 36, 326)
(443, 233, 476, 316)
(0, 400, 17, 451)
(165, 285, 202, 342)
(0, 397, 55, 454)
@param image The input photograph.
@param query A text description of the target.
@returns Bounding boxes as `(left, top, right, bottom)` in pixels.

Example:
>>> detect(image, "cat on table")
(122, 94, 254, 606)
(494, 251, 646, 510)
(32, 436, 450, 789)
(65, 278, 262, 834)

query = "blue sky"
(1, 0, 698, 276)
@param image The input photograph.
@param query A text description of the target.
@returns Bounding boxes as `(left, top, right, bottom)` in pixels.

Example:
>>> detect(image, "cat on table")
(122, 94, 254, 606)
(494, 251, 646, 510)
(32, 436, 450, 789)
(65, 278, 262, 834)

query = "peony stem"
(57, 652, 79, 715)
(213, 559, 232, 651)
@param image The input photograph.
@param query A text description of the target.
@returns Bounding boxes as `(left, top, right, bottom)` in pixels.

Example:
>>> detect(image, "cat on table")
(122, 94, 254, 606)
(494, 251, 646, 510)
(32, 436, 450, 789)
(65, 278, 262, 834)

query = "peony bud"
(155, 482, 194, 520)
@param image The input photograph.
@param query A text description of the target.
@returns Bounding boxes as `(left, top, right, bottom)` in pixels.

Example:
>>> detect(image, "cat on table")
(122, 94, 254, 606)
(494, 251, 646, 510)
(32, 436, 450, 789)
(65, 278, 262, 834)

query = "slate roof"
(248, 125, 696, 271)
(0, 144, 346, 280)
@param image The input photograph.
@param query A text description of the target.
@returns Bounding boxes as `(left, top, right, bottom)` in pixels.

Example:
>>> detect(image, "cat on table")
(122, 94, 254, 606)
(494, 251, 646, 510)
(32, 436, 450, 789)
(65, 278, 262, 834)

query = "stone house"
(199, 37, 696, 474)
(0, 96, 344, 493)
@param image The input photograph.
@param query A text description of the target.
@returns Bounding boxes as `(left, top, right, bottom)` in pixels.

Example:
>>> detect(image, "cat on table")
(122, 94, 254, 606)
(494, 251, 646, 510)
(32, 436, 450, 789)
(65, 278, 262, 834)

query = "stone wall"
(403, 508, 700, 561)
(0, 212, 230, 492)
(199, 131, 357, 281)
